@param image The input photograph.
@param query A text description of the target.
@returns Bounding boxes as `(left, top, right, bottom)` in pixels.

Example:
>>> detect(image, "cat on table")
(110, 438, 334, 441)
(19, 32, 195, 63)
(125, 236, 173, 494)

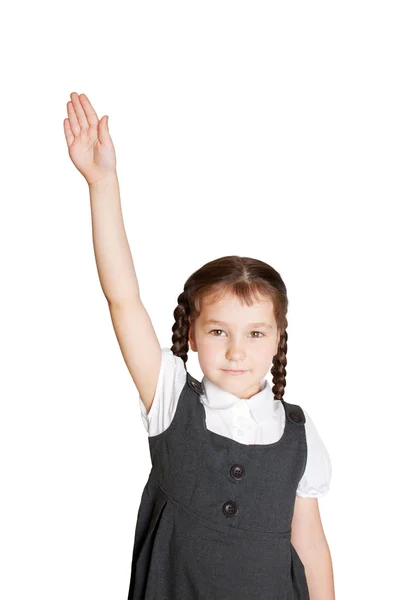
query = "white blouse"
(139, 348, 332, 498)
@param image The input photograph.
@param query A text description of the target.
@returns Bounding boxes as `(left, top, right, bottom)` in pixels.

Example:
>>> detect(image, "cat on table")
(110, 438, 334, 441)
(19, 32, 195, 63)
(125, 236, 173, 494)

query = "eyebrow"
(203, 320, 273, 329)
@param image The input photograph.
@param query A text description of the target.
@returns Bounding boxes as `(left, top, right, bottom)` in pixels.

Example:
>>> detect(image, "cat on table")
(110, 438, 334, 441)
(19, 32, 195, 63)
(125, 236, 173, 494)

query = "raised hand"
(64, 92, 117, 186)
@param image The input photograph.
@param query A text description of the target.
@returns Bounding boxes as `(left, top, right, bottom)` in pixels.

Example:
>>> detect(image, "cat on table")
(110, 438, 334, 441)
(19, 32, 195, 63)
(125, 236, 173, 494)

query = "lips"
(223, 370, 247, 374)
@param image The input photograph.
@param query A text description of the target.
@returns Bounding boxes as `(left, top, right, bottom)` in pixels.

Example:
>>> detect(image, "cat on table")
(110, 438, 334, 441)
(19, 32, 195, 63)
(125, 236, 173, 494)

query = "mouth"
(222, 369, 248, 375)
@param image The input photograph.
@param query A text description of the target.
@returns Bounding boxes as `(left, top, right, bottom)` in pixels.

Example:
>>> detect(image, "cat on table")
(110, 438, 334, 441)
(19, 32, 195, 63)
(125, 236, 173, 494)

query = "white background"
(1, 1, 399, 598)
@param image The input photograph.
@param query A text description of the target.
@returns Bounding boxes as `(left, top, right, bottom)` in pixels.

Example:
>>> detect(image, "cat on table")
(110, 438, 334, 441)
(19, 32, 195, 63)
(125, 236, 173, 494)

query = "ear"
(188, 318, 198, 353)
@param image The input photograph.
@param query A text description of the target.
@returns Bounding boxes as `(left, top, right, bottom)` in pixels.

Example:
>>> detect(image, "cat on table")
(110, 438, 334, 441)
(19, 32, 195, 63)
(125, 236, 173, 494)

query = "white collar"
(200, 376, 279, 424)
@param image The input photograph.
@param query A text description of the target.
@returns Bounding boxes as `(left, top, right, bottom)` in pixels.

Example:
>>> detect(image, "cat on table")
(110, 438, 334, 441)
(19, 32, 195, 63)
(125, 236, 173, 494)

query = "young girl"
(64, 92, 335, 600)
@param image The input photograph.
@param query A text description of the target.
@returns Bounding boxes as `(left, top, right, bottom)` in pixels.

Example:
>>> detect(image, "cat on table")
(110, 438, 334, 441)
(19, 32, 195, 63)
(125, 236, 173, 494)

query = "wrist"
(88, 171, 119, 189)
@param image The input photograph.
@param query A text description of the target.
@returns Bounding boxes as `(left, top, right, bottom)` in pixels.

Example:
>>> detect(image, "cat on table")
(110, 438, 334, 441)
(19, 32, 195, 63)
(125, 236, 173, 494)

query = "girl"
(64, 92, 335, 600)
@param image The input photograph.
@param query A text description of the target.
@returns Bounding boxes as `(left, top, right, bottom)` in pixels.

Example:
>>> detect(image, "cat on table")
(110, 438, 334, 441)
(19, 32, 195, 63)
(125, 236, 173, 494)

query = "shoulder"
(139, 347, 187, 436)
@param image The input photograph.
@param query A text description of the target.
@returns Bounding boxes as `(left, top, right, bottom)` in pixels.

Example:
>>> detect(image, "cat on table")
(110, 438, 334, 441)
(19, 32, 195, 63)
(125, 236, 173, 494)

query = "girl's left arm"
(291, 496, 335, 600)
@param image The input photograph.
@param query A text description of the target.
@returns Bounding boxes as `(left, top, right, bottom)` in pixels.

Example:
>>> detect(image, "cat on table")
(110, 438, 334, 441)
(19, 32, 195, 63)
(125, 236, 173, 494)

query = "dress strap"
(186, 371, 205, 396)
(280, 399, 306, 425)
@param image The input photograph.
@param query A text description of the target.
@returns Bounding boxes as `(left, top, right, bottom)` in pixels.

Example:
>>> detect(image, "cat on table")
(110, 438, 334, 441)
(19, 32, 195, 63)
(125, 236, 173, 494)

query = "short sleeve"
(138, 347, 187, 436)
(296, 409, 332, 498)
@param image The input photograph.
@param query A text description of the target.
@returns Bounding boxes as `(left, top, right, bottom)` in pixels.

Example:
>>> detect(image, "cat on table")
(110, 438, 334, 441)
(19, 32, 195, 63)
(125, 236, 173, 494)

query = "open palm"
(64, 92, 117, 186)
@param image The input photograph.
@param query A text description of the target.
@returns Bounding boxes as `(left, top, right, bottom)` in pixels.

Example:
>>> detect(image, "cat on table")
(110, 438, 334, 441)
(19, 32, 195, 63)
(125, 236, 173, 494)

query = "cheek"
(199, 336, 218, 350)
(200, 343, 218, 359)
(198, 345, 219, 366)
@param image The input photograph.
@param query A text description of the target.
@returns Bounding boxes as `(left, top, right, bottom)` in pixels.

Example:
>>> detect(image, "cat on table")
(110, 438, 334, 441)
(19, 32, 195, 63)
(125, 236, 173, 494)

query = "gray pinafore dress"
(127, 370, 309, 600)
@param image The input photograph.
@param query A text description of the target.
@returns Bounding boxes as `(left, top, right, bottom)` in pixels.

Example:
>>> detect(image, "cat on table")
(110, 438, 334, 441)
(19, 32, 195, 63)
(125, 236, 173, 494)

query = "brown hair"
(170, 255, 289, 401)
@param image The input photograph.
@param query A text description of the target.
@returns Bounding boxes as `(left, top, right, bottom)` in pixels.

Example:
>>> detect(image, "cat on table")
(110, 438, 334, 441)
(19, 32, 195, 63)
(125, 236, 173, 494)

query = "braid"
(170, 291, 190, 369)
(270, 320, 288, 401)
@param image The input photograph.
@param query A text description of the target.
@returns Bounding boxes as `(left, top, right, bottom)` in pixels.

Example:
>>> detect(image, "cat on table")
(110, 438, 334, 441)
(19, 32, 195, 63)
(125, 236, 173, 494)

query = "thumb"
(98, 115, 110, 142)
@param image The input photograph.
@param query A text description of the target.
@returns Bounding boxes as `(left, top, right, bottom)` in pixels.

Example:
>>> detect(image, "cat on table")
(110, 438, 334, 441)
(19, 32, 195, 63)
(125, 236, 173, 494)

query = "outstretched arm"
(64, 92, 161, 411)
(64, 92, 140, 303)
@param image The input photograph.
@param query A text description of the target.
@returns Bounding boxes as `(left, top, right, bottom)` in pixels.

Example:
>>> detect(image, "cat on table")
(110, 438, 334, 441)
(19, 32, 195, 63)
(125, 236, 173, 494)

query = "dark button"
(222, 501, 238, 517)
(230, 464, 245, 480)
(190, 380, 204, 394)
(288, 411, 303, 423)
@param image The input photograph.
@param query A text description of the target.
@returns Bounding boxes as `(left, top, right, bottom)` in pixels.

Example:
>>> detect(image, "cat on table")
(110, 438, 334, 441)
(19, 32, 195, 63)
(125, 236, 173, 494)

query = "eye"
(209, 330, 264, 338)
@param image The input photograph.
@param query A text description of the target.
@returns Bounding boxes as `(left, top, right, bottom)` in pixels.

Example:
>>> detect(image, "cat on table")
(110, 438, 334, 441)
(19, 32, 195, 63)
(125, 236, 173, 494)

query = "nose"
(226, 341, 246, 362)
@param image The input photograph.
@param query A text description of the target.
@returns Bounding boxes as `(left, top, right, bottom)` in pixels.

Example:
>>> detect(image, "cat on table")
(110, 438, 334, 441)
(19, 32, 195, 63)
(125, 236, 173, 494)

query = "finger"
(70, 92, 89, 130)
(79, 93, 100, 127)
(63, 118, 74, 148)
(67, 100, 81, 137)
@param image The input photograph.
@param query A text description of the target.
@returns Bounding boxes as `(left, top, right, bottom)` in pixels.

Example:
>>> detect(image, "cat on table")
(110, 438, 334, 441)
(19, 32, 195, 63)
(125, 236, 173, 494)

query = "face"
(188, 291, 280, 399)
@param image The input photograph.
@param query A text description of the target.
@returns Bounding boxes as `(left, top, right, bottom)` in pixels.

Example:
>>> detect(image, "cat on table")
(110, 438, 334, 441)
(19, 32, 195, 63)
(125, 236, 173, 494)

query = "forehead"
(199, 291, 275, 320)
